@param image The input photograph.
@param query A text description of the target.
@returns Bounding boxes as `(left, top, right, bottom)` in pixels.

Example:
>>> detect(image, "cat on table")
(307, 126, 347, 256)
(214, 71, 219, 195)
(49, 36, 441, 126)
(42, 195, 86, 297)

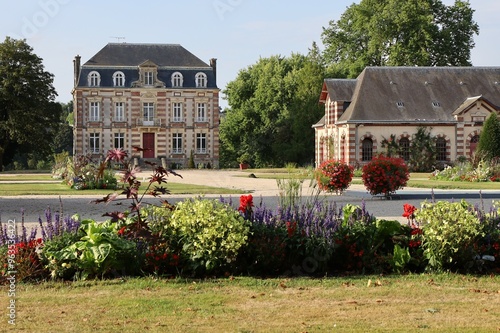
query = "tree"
(409, 127, 436, 172)
(0, 37, 60, 170)
(321, 0, 479, 78)
(220, 52, 325, 168)
(477, 113, 500, 161)
(51, 101, 74, 155)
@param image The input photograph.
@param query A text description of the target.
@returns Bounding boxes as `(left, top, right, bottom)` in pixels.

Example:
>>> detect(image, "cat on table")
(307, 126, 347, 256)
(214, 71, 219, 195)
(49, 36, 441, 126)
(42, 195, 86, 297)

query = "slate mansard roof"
(322, 67, 500, 124)
(76, 43, 217, 89)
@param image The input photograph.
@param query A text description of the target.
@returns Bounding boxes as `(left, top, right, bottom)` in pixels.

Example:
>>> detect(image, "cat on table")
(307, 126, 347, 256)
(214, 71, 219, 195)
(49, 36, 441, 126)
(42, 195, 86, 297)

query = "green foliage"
(42, 220, 139, 280)
(188, 150, 195, 169)
(416, 200, 484, 272)
(477, 113, 500, 161)
(409, 127, 436, 172)
(321, 0, 479, 77)
(168, 198, 251, 273)
(220, 53, 325, 167)
(391, 244, 411, 274)
(431, 159, 499, 182)
(0, 37, 61, 170)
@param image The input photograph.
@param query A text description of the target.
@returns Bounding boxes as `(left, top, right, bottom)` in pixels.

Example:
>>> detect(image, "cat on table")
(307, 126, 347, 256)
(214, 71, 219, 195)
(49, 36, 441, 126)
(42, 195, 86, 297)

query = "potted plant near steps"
(238, 153, 251, 170)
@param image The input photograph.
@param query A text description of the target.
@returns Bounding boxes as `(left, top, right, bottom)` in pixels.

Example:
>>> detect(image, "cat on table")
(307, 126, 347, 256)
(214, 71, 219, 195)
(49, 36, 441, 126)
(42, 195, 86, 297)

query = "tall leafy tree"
(220, 52, 325, 167)
(0, 37, 60, 170)
(51, 101, 74, 155)
(321, 0, 479, 78)
(477, 113, 500, 160)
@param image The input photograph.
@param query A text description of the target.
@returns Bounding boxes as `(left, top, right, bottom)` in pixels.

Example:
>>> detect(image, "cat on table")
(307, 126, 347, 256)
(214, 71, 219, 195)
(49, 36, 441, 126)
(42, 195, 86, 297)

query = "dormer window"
(88, 71, 100, 87)
(396, 101, 404, 107)
(172, 72, 183, 87)
(432, 101, 441, 107)
(195, 72, 207, 88)
(113, 71, 125, 87)
(144, 71, 154, 86)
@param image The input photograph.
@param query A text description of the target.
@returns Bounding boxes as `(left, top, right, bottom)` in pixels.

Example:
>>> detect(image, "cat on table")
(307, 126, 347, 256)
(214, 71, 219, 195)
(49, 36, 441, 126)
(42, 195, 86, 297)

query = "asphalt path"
(1, 170, 500, 227)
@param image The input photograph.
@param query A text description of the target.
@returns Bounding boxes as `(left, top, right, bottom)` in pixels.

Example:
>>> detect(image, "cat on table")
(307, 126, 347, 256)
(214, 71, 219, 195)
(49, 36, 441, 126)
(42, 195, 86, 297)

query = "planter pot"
(239, 163, 249, 170)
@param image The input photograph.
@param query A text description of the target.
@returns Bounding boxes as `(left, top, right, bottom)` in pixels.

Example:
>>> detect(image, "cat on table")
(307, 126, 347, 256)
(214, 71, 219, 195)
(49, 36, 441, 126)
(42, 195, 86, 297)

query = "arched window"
(171, 72, 183, 87)
(362, 138, 373, 161)
(88, 71, 100, 87)
(399, 137, 410, 161)
(195, 72, 207, 88)
(436, 137, 447, 161)
(470, 135, 480, 156)
(112, 71, 125, 87)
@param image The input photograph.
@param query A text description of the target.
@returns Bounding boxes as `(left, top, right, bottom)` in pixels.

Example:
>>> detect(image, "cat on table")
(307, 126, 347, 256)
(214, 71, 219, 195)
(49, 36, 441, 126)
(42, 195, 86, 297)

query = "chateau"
(314, 67, 500, 167)
(72, 43, 220, 168)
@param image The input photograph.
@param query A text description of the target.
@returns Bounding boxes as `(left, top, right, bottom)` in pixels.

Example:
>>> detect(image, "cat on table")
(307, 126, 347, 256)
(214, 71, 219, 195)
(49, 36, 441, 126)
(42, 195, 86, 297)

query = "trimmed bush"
(362, 156, 409, 196)
(315, 159, 354, 194)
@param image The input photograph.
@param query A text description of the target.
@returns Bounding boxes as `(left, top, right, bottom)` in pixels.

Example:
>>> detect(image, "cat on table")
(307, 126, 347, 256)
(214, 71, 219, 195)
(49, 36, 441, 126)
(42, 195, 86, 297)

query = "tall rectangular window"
(115, 102, 124, 121)
(173, 102, 182, 122)
(114, 133, 124, 149)
(172, 133, 182, 154)
(89, 102, 99, 121)
(143, 102, 154, 122)
(196, 133, 206, 153)
(196, 103, 206, 122)
(89, 133, 100, 153)
(144, 71, 154, 85)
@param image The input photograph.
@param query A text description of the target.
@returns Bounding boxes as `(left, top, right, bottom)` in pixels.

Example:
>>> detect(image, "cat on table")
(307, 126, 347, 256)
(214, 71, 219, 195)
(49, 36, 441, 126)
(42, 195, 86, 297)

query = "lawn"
(3, 274, 499, 332)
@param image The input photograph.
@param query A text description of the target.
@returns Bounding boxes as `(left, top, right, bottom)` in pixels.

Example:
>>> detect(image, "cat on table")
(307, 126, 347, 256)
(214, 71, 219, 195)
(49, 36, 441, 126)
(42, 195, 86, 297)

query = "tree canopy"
(0, 37, 60, 170)
(321, 0, 479, 78)
(477, 113, 500, 161)
(220, 51, 325, 168)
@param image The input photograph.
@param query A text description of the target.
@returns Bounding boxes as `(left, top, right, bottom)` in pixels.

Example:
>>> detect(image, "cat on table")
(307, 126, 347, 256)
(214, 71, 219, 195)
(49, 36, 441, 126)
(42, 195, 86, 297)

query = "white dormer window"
(88, 71, 100, 87)
(396, 101, 404, 107)
(144, 71, 154, 86)
(432, 101, 441, 107)
(113, 71, 125, 87)
(172, 72, 183, 87)
(195, 72, 207, 88)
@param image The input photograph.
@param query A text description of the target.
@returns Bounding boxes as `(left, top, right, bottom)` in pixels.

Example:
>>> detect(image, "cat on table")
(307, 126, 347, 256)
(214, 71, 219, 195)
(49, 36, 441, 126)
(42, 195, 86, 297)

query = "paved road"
(1, 170, 499, 226)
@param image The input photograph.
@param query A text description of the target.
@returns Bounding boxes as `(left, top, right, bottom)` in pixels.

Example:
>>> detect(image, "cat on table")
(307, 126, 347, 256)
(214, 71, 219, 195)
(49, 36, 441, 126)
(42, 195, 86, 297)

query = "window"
(144, 71, 154, 85)
(89, 102, 99, 121)
(114, 102, 125, 121)
(172, 133, 183, 154)
(195, 72, 207, 88)
(143, 103, 154, 122)
(113, 71, 125, 87)
(89, 133, 100, 154)
(196, 103, 206, 122)
(172, 72, 183, 87)
(88, 71, 100, 87)
(432, 101, 441, 107)
(361, 138, 373, 161)
(399, 137, 410, 161)
(396, 101, 404, 107)
(196, 133, 207, 153)
(114, 133, 124, 149)
(173, 102, 182, 122)
(436, 137, 447, 161)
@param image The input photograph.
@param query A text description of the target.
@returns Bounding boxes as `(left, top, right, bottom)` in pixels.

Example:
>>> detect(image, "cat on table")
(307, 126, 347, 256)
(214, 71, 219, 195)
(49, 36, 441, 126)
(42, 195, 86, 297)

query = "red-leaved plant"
(362, 156, 409, 197)
(315, 159, 354, 194)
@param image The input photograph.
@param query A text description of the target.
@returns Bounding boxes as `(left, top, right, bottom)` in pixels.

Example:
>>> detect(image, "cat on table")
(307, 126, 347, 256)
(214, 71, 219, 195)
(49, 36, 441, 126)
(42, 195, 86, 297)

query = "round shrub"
(170, 198, 251, 273)
(362, 156, 409, 196)
(416, 200, 484, 272)
(315, 159, 354, 194)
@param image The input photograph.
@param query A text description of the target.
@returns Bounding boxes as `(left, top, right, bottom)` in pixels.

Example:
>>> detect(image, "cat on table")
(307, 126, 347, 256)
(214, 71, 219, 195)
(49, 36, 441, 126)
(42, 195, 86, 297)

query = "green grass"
(4, 274, 499, 332)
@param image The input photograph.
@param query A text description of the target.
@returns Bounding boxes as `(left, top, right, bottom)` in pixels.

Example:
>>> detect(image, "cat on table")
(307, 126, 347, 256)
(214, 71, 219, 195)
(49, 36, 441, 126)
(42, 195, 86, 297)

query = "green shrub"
(416, 200, 484, 272)
(169, 198, 251, 273)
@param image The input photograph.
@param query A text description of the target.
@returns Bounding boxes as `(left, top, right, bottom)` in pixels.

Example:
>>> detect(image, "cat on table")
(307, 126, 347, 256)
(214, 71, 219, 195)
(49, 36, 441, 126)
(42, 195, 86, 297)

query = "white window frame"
(143, 102, 155, 125)
(172, 72, 183, 87)
(172, 133, 183, 154)
(89, 102, 100, 121)
(89, 133, 100, 154)
(114, 102, 125, 121)
(144, 71, 154, 86)
(195, 72, 207, 88)
(114, 132, 125, 149)
(88, 71, 100, 87)
(196, 103, 206, 122)
(113, 71, 125, 87)
(196, 133, 207, 154)
(173, 102, 182, 122)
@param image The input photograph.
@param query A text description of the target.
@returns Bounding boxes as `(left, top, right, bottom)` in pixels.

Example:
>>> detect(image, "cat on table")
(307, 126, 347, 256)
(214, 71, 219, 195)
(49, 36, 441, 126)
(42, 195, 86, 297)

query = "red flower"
(117, 226, 127, 235)
(402, 204, 417, 218)
(238, 194, 254, 214)
(286, 221, 297, 237)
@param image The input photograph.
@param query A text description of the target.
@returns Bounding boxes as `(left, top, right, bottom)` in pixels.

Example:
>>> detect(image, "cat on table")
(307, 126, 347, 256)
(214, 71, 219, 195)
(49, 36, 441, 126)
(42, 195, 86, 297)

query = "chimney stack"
(73, 55, 81, 87)
(209, 58, 217, 84)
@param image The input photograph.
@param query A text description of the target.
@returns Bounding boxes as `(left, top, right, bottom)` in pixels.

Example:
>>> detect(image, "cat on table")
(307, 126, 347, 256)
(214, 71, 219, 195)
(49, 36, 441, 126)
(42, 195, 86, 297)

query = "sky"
(1, 0, 499, 109)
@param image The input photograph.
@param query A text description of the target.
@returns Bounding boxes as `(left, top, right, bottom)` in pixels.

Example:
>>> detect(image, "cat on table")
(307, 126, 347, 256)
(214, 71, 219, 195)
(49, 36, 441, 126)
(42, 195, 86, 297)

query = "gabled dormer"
(452, 95, 499, 125)
(132, 60, 165, 88)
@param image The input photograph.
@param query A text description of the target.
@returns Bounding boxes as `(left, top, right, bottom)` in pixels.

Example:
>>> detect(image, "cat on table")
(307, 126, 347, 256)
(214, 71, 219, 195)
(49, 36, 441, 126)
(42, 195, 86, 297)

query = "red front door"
(143, 133, 155, 158)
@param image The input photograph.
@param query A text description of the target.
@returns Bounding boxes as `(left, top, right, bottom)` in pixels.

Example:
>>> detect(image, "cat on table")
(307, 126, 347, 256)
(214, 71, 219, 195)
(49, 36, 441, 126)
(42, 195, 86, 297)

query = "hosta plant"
(315, 159, 354, 194)
(362, 156, 409, 196)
